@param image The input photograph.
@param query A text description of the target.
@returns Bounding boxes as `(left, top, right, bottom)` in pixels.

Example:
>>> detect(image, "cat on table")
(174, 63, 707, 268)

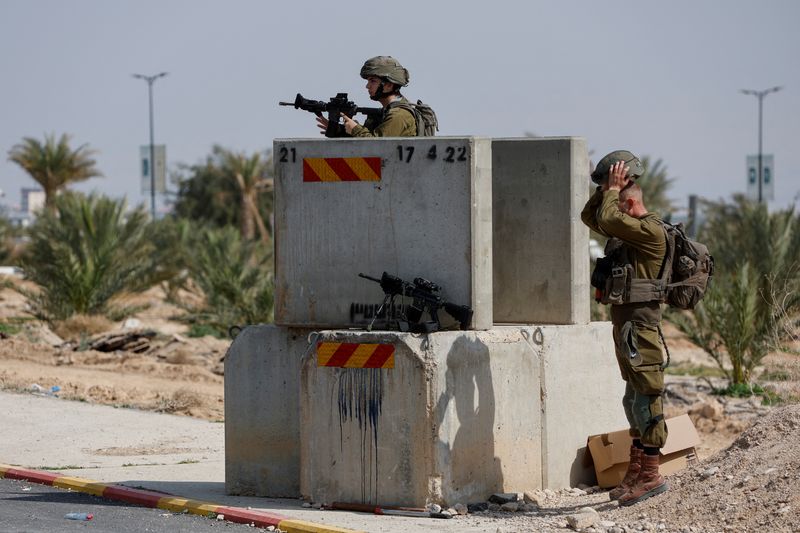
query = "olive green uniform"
(581, 188, 669, 448)
(350, 97, 417, 137)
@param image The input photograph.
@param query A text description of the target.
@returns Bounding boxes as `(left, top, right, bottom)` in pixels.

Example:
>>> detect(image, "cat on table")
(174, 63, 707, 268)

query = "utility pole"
(740, 86, 781, 204)
(133, 72, 168, 218)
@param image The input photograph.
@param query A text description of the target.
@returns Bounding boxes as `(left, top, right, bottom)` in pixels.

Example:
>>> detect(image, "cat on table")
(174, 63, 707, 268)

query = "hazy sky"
(1, 0, 798, 213)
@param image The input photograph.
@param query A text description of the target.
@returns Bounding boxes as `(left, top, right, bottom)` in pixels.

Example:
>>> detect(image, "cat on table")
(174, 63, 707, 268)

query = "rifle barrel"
(358, 273, 382, 283)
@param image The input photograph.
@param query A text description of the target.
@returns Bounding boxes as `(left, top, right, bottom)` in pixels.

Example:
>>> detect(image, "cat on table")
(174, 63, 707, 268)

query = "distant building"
(1, 188, 45, 227)
(21, 188, 45, 215)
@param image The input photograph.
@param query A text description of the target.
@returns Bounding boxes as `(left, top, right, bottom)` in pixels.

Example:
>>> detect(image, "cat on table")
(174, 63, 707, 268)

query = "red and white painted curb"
(1, 463, 362, 533)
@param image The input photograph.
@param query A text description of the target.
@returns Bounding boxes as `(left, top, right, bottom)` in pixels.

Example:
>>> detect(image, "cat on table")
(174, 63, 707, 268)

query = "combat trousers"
(610, 302, 668, 448)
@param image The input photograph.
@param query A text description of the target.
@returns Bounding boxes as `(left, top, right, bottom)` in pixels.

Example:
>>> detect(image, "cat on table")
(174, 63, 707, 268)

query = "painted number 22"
(397, 145, 467, 163)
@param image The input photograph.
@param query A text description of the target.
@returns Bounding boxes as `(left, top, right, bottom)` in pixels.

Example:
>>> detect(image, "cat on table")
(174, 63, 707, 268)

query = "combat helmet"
(591, 150, 645, 185)
(360, 56, 410, 87)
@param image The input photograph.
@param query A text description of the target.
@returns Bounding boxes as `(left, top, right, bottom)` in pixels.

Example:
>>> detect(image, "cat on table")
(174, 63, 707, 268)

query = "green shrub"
(670, 197, 799, 386)
(713, 382, 784, 406)
(145, 216, 196, 301)
(0, 216, 17, 264)
(186, 323, 225, 339)
(19, 193, 155, 321)
(0, 322, 22, 336)
(183, 225, 273, 334)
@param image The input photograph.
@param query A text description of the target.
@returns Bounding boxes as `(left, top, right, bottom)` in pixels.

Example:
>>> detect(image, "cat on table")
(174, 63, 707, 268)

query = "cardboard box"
(584, 414, 700, 488)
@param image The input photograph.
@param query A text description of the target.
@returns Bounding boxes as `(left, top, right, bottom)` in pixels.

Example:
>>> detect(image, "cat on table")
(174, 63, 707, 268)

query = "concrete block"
(224, 324, 314, 497)
(492, 137, 590, 324)
(273, 137, 492, 330)
(300, 329, 540, 507)
(537, 322, 628, 487)
(299, 324, 625, 507)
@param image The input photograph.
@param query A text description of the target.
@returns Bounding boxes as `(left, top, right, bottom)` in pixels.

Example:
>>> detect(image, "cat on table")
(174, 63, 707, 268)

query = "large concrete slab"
(273, 137, 492, 330)
(224, 325, 315, 497)
(298, 324, 626, 507)
(492, 137, 590, 325)
(537, 322, 628, 487)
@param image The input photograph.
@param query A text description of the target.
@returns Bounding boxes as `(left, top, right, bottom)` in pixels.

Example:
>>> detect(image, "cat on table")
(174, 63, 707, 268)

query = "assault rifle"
(358, 272, 473, 333)
(279, 93, 382, 138)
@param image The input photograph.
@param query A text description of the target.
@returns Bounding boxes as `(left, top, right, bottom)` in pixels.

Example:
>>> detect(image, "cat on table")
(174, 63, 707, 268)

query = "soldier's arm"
(597, 191, 664, 253)
(350, 107, 415, 137)
(580, 187, 608, 236)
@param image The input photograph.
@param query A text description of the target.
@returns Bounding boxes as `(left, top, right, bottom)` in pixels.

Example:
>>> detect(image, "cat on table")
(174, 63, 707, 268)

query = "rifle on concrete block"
(279, 93, 382, 138)
(358, 272, 473, 333)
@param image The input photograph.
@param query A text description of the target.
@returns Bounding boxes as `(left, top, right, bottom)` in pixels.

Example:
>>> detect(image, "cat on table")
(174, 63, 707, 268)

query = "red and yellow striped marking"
(0, 464, 363, 532)
(317, 342, 394, 369)
(303, 157, 381, 182)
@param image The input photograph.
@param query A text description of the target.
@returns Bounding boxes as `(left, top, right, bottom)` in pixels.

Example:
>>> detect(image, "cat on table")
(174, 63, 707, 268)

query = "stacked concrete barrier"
(492, 137, 591, 324)
(225, 137, 628, 506)
(273, 137, 493, 330)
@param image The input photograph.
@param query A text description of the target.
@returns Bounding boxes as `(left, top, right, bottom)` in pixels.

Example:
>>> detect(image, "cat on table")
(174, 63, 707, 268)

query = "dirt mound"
(609, 404, 800, 532)
(0, 332, 229, 421)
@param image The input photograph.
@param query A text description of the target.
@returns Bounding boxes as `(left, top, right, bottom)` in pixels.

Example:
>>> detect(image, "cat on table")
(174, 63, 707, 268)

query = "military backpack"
(391, 100, 439, 136)
(661, 222, 714, 309)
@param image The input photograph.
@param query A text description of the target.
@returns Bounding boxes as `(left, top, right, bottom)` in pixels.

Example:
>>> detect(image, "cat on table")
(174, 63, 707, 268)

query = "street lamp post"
(133, 72, 168, 218)
(740, 86, 782, 204)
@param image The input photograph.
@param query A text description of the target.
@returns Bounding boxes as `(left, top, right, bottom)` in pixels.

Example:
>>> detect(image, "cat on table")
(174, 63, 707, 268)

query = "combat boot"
(618, 453, 668, 506)
(609, 445, 643, 500)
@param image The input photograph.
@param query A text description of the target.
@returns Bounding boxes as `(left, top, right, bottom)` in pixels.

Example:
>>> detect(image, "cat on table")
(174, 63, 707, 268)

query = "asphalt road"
(0, 477, 258, 533)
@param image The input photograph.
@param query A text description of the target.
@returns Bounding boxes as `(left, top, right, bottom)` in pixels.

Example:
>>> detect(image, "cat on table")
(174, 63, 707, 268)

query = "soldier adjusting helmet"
(591, 150, 645, 185)
(360, 56, 410, 87)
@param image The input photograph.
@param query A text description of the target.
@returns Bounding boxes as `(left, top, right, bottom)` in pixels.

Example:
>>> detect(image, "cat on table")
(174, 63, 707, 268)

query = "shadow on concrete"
(569, 445, 597, 488)
(435, 335, 503, 502)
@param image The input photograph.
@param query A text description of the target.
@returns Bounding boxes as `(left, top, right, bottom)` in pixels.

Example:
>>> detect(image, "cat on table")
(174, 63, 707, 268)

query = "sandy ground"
(2, 280, 800, 532)
(0, 283, 229, 421)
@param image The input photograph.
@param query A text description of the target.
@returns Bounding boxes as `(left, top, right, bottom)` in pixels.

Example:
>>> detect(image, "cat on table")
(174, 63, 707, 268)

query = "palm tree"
(7, 133, 102, 211)
(20, 193, 154, 321)
(638, 156, 675, 219)
(214, 145, 273, 244)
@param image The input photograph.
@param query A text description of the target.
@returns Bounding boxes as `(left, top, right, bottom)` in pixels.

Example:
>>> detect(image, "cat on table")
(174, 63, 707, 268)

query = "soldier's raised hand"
(316, 115, 329, 135)
(606, 161, 631, 191)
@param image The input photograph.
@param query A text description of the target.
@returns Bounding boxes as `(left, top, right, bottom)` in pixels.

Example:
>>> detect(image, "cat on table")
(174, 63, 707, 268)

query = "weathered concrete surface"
(273, 137, 492, 330)
(537, 322, 627, 487)
(224, 325, 315, 497)
(298, 324, 625, 507)
(492, 137, 590, 325)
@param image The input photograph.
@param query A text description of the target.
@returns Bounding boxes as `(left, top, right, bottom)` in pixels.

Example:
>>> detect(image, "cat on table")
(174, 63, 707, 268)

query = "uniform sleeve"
(350, 107, 416, 137)
(580, 187, 608, 236)
(597, 190, 664, 258)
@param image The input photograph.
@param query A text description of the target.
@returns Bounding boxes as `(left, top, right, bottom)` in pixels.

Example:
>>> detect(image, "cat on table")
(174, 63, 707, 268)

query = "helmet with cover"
(591, 150, 645, 185)
(360, 56, 410, 87)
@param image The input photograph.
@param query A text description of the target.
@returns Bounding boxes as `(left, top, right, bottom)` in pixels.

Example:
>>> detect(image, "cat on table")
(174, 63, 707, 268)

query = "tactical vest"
(592, 223, 714, 309)
(592, 233, 670, 306)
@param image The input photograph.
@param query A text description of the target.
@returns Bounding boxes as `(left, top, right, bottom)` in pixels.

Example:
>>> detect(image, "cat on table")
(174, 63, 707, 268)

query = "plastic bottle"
(64, 512, 93, 521)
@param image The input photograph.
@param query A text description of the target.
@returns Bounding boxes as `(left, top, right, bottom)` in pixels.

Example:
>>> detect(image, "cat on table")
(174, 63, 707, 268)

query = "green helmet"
(591, 150, 645, 185)
(360, 56, 409, 87)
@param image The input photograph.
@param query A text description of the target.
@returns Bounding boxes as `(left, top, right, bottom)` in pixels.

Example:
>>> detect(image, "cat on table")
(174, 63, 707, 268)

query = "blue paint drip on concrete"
(337, 368, 383, 503)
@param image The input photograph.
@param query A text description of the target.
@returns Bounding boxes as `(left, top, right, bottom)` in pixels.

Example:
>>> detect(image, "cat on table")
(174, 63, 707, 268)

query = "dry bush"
(52, 314, 114, 341)
(156, 388, 203, 413)
(164, 349, 193, 365)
